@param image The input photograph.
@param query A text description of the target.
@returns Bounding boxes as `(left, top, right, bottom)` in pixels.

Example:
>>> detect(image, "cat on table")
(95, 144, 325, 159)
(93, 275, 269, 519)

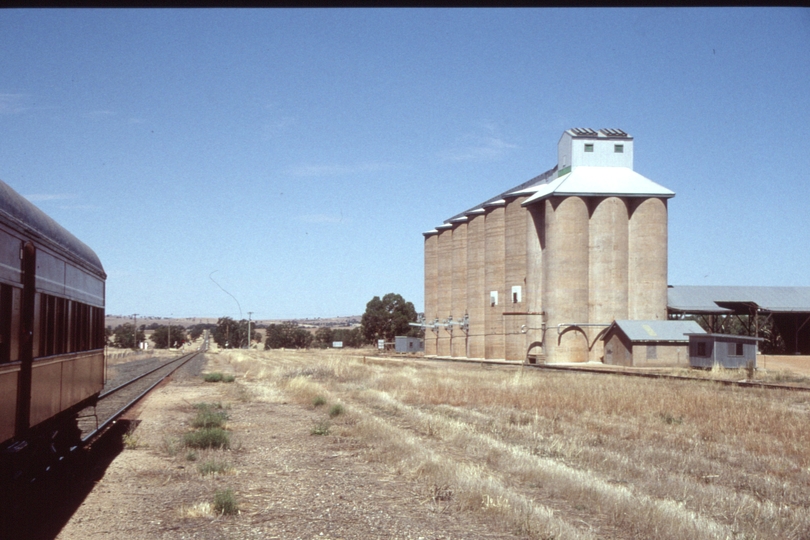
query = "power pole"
(132, 314, 139, 349)
(247, 312, 253, 349)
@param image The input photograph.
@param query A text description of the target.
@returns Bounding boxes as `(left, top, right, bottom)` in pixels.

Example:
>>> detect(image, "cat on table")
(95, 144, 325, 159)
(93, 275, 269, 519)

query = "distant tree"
(188, 323, 217, 341)
(314, 327, 334, 348)
(265, 322, 313, 349)
(333, 327, 364, 348)
(112, 323, 146, 349)
(213, 317, 247, 349)
(151, 325, 188, 349)
(361, 293, 418, 344)
(212, 317, 257, 348)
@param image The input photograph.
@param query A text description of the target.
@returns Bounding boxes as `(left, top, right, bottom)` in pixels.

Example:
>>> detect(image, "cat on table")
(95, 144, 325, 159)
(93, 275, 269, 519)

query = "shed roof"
(667, 286, 810, 314)
(607, 320, 705, 343)
(685, 333, 764, 342)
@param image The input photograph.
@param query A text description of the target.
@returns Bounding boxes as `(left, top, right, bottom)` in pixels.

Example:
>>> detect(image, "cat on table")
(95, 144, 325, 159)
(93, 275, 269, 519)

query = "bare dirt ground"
(55, 353, 522, 540)
(53, 349, 810, 540)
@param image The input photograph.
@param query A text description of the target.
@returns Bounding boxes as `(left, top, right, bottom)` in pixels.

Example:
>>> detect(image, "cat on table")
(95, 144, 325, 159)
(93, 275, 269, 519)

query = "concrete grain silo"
(466, 211, 486, 359)
(422, 128, 674, 363)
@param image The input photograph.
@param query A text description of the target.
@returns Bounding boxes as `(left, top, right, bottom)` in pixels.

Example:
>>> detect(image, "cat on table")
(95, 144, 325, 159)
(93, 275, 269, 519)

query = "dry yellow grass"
(220, 349, 810, 539)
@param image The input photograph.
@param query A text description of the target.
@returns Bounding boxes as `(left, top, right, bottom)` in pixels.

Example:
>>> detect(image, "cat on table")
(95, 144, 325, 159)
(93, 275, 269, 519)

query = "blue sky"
(1, 8, 808, 320)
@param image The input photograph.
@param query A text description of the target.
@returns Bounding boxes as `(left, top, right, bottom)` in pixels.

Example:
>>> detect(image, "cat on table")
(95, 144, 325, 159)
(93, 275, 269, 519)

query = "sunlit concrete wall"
(525, 204, 545, 361)
(423, 232, 438, 356)
(484, 205, 505, 360)
(436, 227, 453, 357)
(451, 221, 468, 358)
(466, 213, 486, 359)
(628, 198, 668, 320)
(588, 197, 630, 361)
(504, 197, 528, 361)
(542, 196, 590, 363)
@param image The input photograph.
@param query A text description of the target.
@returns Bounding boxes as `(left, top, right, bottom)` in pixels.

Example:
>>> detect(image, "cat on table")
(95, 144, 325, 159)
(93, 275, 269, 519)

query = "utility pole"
(132, 314, 139, 350)
(246, 312, 253, 349)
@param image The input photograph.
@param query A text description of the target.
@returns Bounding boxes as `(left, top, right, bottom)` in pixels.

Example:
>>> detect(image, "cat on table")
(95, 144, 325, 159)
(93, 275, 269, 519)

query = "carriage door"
(15, 242, 35, 435)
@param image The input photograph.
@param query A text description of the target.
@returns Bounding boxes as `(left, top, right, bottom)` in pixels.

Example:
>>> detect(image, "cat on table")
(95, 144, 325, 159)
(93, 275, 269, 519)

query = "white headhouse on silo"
(422, 128, 675, 363)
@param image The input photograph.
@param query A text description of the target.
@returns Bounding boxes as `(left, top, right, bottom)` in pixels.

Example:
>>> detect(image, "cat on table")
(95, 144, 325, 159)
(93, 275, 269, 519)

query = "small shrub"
(161, 436, 181, 457)
(204, 372, 224, 383)
(186, 450, 198, 461)
(313, 395, 327, 407)
(193, 407, 229, 429)
(122, 432, 141, 449)
(184, 427, 231, 449)
(659, 412, 683, 425)
(213, 489, 239, 515)
(198, 459, 230, 476)
(329, 403, 345, 417)
(223, 374, 235, 383)
(193, 401, 225, 410)
(311, 419, 331, 436)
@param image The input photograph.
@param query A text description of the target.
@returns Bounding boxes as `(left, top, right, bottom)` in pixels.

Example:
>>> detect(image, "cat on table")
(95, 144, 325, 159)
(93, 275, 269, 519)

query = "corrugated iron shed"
(668, 286, 810, 314)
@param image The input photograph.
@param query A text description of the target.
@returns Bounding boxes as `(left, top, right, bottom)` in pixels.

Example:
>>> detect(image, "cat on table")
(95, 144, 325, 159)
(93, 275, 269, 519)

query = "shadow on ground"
(0, 419, 138, 540)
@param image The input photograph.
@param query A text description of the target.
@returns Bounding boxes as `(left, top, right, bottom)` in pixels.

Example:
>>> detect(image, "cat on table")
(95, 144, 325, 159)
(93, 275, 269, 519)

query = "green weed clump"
(204, 372, 224, 382)
(313, 395, 327, 407)
(122, 432, 142, 449)
(213, 489, 239, 515)
(329, 403, 345, 417)
(311, 419, 331, 436)
(184, 427, 230, 449)
(192, 403, 229, 429)
(198, 459, 230, 476)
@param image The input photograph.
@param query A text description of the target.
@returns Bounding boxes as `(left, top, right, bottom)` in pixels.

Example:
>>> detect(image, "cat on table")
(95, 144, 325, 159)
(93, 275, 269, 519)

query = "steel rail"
(99, 351, 197, 399)
(81, 349, 204, 444)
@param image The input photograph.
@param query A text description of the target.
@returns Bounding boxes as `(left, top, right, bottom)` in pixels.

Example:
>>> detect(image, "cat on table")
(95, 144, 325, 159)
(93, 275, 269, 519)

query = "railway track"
(0, 345, 209, 539)
(78, 344, 208, 444)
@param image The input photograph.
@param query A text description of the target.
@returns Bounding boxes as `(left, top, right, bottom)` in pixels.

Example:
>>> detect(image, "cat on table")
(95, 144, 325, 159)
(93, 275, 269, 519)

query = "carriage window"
(0, 284, 12, 363)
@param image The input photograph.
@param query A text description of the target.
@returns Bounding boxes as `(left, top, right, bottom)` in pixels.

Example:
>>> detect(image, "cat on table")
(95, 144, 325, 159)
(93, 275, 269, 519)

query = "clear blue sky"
(1, 8, 808, 320)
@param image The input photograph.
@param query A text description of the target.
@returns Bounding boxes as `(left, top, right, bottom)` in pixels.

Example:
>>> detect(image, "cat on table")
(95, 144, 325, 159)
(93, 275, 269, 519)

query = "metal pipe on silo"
(451, 222, 468, 358)
(542, 196, 590, 363)
(466, 213, 486, 359)
(588, 196, 630, 361)
(628, 198, 668, 320)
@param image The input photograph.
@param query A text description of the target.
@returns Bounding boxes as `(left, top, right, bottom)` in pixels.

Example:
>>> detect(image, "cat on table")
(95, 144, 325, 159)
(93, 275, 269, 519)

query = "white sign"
(378, 339, 385, 350)
(332, 341, 343, 348)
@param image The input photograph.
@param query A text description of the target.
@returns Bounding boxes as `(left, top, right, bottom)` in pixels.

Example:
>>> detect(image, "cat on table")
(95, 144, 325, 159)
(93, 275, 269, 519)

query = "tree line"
(105, 292, 421, 351)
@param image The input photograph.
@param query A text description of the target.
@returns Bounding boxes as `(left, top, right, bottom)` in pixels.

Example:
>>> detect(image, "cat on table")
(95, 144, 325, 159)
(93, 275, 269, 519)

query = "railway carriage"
(0, 179, 106, 478)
